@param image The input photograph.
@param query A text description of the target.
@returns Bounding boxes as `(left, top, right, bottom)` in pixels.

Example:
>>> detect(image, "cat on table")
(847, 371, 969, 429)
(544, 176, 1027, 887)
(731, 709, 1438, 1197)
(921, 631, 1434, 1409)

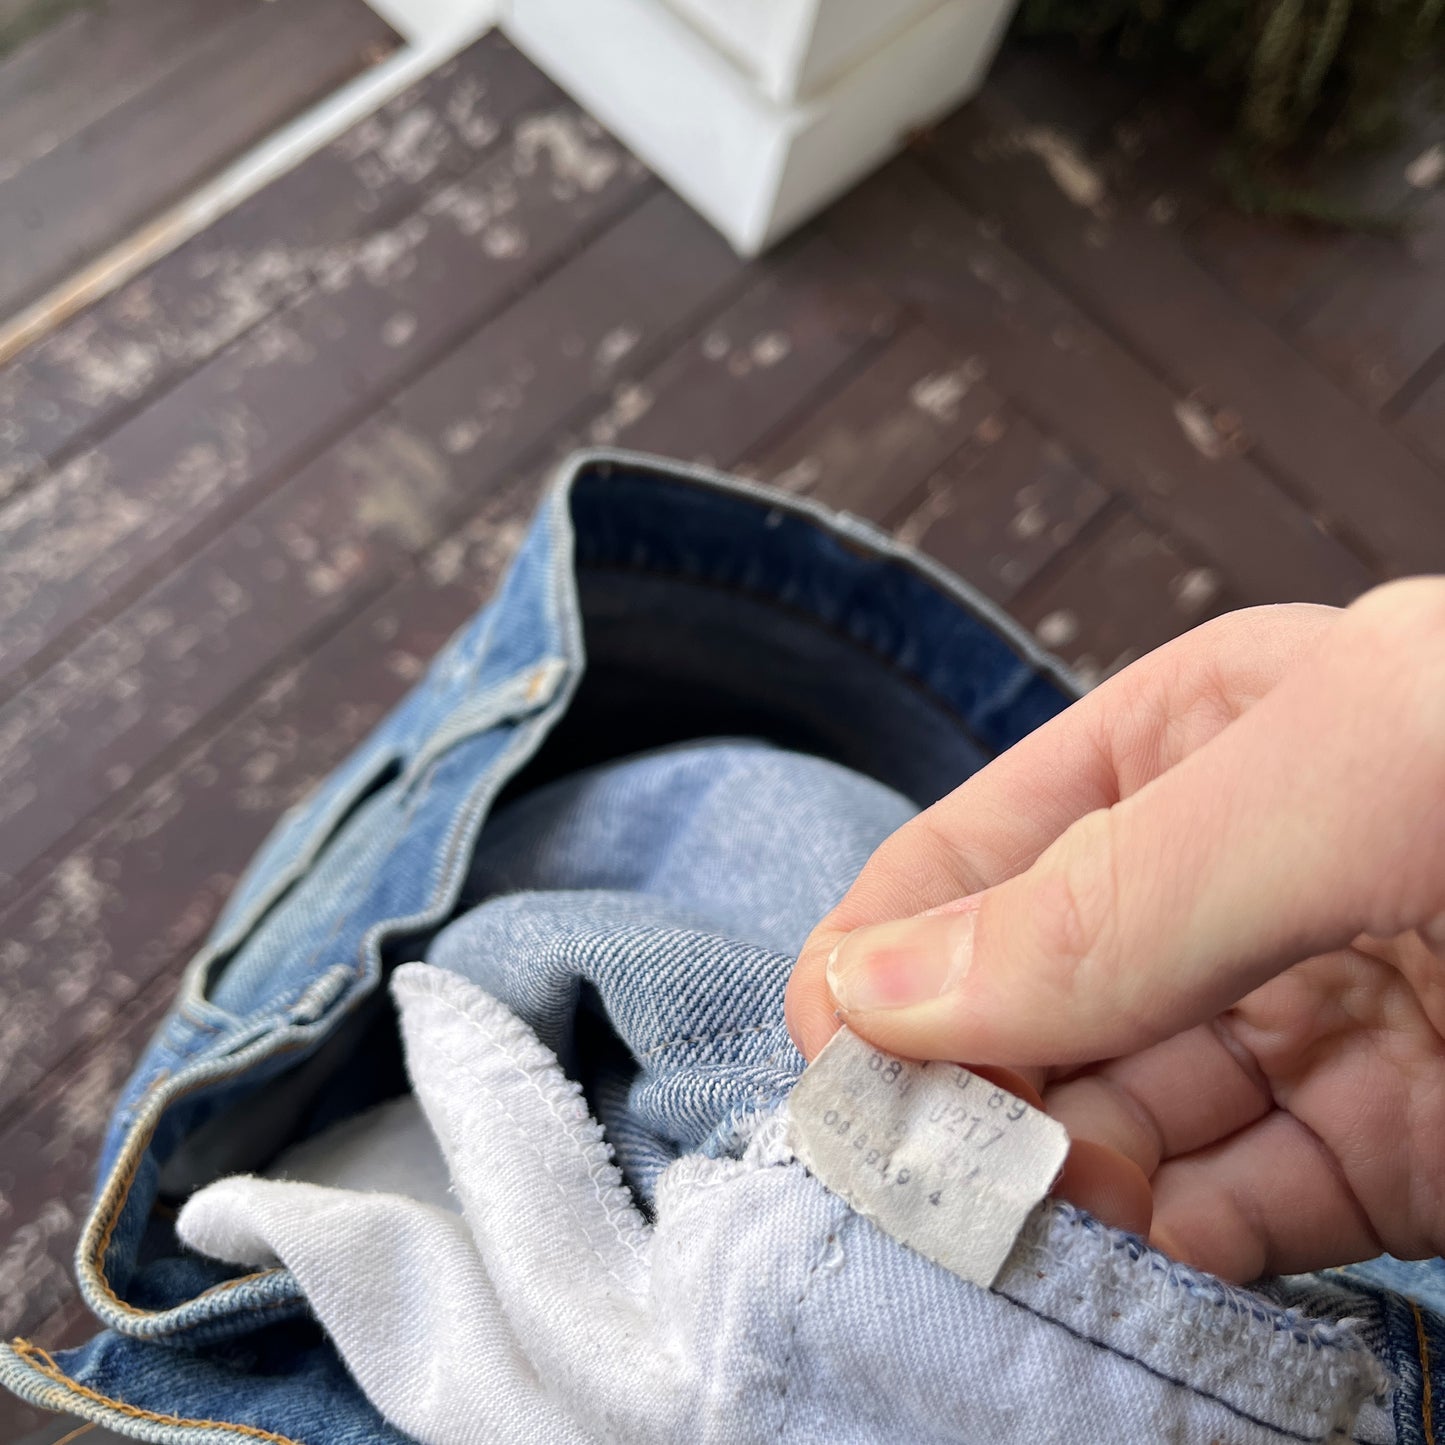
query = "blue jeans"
(1, 449, 1438, 1443)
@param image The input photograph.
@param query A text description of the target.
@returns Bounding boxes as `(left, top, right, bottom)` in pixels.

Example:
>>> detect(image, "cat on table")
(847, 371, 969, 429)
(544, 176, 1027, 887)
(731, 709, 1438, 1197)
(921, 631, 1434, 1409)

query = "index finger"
(785, 602, 1337, 1059)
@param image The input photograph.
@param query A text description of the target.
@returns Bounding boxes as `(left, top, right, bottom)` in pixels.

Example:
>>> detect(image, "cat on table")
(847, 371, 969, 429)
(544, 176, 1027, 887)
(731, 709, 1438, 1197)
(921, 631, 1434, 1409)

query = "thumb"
(824, 580, 1445, 1066)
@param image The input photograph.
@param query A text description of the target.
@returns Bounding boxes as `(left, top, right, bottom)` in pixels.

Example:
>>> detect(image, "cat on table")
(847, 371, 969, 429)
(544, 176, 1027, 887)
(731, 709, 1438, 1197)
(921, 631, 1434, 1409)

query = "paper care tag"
(786, 1026, 1069, 1288)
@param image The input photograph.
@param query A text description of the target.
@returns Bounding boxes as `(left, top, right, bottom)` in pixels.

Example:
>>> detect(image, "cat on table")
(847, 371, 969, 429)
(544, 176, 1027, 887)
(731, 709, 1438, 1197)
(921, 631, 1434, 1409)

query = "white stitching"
(405, 980, 651, 1284)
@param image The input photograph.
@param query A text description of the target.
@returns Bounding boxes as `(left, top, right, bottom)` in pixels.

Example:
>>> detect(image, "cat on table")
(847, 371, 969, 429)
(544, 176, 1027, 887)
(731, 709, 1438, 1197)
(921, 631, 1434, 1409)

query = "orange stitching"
(11, 1341, 306, 1445)
(1415, 1302, 1437, 1445)
(91, 1070, 171, 1282)
(86, 1058, 306, 1313)
(87, 709, 453, 1321)
(83, 701, 479, 1321)
(87, 741, 446, 1313)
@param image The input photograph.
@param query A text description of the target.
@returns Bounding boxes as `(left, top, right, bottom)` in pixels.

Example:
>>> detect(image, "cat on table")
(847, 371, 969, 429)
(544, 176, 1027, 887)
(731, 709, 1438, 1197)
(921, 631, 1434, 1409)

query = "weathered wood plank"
(739, 321, 1006, 516)
(0, 33, 556, 490)
(1028, 60, 1445, 425)
(0, 0, 398, 319)
(413, 233, 902, 569)
(0, 190, 745, 899)
(824, 158, 1376, 607)
(398, 248, 902, 605)
(0, 1387, 45, 1440)
(926, 93, 1445, 580)
(1098, 66, 1444, 340)
(383, 190, 752, 468)
(0, 103, 651, 692)
(1190, 96, 1445, 318)
(1182, 207, 1347, 326)
(0, 977, 174, 1348)
(386, 231, 904, 573)
(735, 321, 1111, 601)
(0, 0, 88, 57)
(1011, 504, 1236, 686)
(1398, 355, 1445, 471)
(1290, 193, 1445, 415)
(1119, 96, 1357, 325)
(1062, 73, 1445, 430)
(0, 0, 259, 178)
(591, 234, 897, 467)
(883, 404, 1111, 606)
(0, 215, 889, 1135)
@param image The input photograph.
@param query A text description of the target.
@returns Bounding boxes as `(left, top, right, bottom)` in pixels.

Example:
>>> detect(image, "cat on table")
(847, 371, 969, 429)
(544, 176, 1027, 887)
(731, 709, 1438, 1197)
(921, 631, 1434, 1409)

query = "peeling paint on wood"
(883, 404, 1111, 606)
(1012, 125, 1107, 211)
(602, 241, 894, 473)
(514, 111, 621, 195)
(0, 34, 556, 485)
(1035, 610, 1078, 647)
(0, 100, 650, 694)
(927, 96, 1445, 582)
(826, 159, 1374, 606)
(754, 324, 993, 518)
(1172, 396, 1226, 460)
(1405, 144, 1445, 191)
(0, 0, 400, 322)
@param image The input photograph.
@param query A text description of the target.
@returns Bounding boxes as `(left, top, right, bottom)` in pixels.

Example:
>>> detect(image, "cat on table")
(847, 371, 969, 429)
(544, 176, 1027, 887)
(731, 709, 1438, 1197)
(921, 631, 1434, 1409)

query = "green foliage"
(1017, 0, 1445, 154)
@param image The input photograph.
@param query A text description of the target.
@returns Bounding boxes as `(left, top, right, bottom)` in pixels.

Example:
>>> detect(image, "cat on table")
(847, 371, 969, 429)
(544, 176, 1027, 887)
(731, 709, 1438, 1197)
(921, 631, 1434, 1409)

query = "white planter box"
(501, 0, 1017, 255)
(662, 0, 949, 104)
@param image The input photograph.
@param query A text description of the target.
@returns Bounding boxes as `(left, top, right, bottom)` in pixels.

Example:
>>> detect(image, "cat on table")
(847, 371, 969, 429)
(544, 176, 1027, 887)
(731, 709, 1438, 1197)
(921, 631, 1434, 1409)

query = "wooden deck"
(0, 0, 398, 322)
(3, 27, 1445, 1438)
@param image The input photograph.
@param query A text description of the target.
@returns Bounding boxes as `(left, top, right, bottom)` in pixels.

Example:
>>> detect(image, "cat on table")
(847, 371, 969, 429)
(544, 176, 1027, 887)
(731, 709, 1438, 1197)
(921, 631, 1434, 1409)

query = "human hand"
(786, 580, 1445, 1281)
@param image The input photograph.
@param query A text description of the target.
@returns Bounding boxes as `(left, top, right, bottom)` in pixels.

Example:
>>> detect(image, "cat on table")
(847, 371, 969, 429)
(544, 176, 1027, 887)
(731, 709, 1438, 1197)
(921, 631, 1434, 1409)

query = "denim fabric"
(430, 738, 915, 1196)
(176, 963, 1392, 1445)
(0, 449, 1440, 1444)
(169, 741, 1388, 1442)
(1338, 1258, 1445, 1319)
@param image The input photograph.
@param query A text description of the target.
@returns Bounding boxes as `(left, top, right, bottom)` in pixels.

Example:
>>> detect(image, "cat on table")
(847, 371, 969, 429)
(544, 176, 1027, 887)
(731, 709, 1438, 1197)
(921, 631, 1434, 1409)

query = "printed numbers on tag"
(948, 1069, 1028, 1123)
(821, 1107, 915, 1185)
(865, 1050, 912, 1097)
(988, 1088, 1030, 1123)
(787, 1027, 1072, 1290)
(925, 1100, 1005, 1149)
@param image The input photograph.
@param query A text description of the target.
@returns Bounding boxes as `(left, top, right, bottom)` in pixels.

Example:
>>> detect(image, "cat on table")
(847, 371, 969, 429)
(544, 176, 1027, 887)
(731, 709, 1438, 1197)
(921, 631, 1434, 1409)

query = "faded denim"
(172, 739, 1390, 1441)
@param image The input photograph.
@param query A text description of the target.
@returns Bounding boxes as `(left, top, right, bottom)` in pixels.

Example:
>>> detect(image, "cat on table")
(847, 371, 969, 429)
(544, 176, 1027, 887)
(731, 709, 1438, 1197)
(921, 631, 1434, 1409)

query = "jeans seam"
(1414, 1301, 1437, 1445)
(991, 1284, 1376, 1444)
(414, 983, 649, 1283)
(1024, 1208, 1369, 1356)
(8, 1341, 307, 1445)
(774, 1203, 850, 1437)
(83, 1047, 314, 1325)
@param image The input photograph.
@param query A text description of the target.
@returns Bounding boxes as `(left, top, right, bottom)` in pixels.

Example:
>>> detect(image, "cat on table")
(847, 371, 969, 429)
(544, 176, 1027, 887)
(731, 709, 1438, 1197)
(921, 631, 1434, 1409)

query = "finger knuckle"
(1028, 808, 1125, 997)
(1344, 578, 1445, 769)
(1346, 578, 1445, 674)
